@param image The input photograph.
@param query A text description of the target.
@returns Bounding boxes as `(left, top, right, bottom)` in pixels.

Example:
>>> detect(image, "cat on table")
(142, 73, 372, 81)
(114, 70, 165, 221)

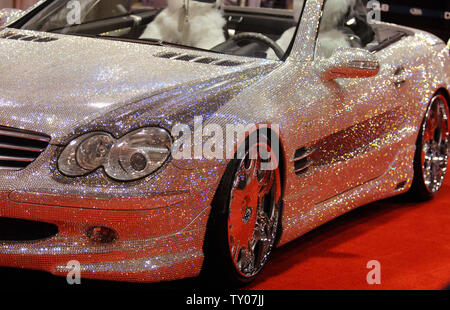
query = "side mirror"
(320, 48, 380, 80)
(0, 8, 25, 29)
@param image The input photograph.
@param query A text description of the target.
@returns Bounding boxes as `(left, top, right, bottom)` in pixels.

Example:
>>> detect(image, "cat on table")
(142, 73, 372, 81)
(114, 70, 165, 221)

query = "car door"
(309, 51, 408, 203)
(289, 55, 404, 207)
(278, 0, 412, 243)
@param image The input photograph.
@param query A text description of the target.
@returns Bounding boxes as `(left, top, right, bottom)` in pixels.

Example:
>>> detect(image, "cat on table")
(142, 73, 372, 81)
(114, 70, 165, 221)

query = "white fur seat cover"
(267, 0, 356, 59)
(140, 0, 226, 50)
(141, 0, 357, 58)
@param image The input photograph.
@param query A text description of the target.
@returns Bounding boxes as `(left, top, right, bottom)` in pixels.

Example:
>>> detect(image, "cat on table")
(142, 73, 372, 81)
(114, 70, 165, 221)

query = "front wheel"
(410, 93, 450, 200)
(202, 131, 281, 286)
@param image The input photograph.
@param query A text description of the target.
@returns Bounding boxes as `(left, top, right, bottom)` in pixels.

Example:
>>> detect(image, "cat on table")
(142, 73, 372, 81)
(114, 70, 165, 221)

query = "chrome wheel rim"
(421, 95, 450, 194)
(227, 142, 280, 278)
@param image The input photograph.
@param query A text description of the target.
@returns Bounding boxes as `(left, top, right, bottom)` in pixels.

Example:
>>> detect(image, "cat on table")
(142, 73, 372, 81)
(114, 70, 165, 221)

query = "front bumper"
(0, 190, 210, 282)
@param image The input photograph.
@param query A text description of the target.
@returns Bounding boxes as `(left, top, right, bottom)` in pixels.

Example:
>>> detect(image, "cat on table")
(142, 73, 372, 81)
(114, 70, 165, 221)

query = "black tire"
(409, 92, 450, 201)
(201, 130, 282, 287)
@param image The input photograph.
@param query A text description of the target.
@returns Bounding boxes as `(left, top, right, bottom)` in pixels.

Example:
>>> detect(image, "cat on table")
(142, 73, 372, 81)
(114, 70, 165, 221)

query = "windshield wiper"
(64, 32, 215, 53)
(66, 33, 165, 46)
(99, 35, 166, 46)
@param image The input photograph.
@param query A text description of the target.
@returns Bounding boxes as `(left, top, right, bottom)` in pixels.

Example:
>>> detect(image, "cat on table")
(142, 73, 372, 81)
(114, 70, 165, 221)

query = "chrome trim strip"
(293, 160, 314, 173)
(0, 143, 44, 152)
(224, 6, 295, 17)
(0, 155, 35, 162)
(54, 250, 203, 274)
(0, 129, 50, 142)
(314, 175, 381, 206)
(290, 148, 316, 163)
(0, 166, 21, 171)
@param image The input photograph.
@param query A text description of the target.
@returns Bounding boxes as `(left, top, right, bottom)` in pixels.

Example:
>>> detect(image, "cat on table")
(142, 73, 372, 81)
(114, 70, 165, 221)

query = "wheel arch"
(436, 87, 450, 105)
(208, 123, 288, 219)
(414, 87, 450, 137)
(200, 124, 287, 285)
(409, 87, 450, 200)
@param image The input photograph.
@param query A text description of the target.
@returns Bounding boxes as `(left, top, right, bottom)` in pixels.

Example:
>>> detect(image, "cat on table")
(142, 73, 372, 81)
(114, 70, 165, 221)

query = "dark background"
(378, 0, 449, 41)
(2, 1, 449, 41)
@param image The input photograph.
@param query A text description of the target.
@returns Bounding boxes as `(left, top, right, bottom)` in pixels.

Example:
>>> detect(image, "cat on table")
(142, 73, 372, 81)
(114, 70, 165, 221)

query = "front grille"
(0, 126, 50, 171)
(0, 217, 58, 241)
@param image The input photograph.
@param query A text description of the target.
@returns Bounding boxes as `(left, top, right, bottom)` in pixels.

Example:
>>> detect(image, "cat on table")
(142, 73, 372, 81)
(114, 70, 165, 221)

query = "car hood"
(0, 29, 276, 144)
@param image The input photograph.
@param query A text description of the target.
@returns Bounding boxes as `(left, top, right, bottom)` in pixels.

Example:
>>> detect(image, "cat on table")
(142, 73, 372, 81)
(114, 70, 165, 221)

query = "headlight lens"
(76, 133, 114, 170)
(58, 127, 172, 181)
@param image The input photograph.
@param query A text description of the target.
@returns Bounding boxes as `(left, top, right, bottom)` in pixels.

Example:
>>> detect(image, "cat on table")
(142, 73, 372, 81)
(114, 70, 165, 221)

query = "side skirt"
(277, 145, 416, 247)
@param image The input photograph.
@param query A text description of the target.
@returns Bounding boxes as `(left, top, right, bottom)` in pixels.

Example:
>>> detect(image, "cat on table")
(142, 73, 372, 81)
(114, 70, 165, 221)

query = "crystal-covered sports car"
(0, 0, 448, 285)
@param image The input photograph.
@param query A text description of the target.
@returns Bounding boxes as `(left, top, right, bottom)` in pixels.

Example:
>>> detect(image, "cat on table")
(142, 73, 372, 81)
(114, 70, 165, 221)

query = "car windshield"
(13, 0, 304, 59)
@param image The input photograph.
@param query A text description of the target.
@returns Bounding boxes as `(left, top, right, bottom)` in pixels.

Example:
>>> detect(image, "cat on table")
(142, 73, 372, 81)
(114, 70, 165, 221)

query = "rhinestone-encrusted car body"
(0, 0, 448, 283)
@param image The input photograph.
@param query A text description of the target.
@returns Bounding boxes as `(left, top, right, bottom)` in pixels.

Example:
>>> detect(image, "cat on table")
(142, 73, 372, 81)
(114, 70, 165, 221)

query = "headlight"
(58, 127, 172, 181)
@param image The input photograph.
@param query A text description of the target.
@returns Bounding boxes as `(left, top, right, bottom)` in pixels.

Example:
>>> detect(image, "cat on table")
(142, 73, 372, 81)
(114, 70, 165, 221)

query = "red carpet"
(247, 179, 450, 290)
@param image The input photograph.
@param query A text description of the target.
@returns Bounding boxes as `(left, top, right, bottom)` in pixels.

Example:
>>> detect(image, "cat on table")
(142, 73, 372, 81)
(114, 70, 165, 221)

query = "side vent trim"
(292, 147, 315, 175)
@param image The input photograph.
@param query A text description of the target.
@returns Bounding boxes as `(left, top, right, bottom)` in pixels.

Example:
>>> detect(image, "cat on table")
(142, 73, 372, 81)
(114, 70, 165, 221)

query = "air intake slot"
(0, 126, 50, 171)
(0, 217, 58, 241)
(175, 54, 199, 61)
(154, 51, 179, 59)
(0, 31, 58, 43)
(194, 57, 219, 64)
(153, 52, 245, 66)
(292, 147, 315, 175)
(214, 60, 243, 67)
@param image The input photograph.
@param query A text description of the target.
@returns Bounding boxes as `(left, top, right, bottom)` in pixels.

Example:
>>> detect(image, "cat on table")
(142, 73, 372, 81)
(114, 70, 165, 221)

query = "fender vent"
(153, 52, 245, 66)
(292, 147, 315, 175)
(0, 126, 50, 171)
(0, 31, 58, 43)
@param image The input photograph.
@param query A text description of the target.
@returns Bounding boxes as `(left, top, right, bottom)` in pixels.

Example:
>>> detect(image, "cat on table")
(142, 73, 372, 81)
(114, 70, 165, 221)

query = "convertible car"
(0, 0, 448, 285)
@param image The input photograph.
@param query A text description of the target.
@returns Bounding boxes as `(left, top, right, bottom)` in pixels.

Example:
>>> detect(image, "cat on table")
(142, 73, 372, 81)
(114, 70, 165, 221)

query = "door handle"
(228, 16, 243, 23)
(392, 66, 408, 87)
